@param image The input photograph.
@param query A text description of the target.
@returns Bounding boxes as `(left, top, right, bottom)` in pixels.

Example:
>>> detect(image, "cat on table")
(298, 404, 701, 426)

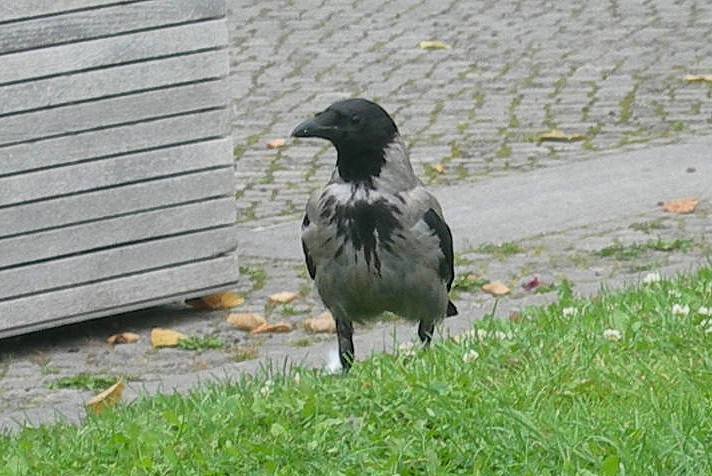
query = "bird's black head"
(291, 98, 399, 183)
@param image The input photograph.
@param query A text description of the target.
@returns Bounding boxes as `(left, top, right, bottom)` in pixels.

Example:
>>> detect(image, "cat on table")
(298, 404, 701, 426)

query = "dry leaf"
(150, 328, 188, 348)
(185, 292, 244, 310)
(226, 312, 267, 331)
(482, 280, 510, 296)
(683, 74, 712, 83)
(661, 197, 699, 214)
(106, 332, 140, 345)
(86, 380, 125, 415)
(266, 138, 286, 149)
(251, 322, 293, 334)
(303, 312, 336, 333)
(419, 40, 451, 50)
(268, 292, 300, 304)
(537, 129, 586, 142)
(432, 163, 445, 174)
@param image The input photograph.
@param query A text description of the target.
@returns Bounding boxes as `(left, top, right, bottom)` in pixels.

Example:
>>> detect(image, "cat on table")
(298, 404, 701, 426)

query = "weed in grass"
(476, 241, 524, 258)
(646, 238, 693, 252)
(291, 337, 314, 347)
(233, 347, 258, 362)
(597, 238, 694, 261)
(454, 253, 473, 266)
(533, 282, 558, 294)
(596, 242, 646, 260)
(48, 374, 121, 391)
(672, 121, 685, 132)
(239, 265, 268, 291)
(629, 219, 667, 233)
(176, 335, 225, 351)
(276, 304, 301, 316)
(452, 273, 489, 292)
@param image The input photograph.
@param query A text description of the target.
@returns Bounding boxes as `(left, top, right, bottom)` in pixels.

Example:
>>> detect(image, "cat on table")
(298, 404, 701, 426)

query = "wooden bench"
(0, 0, 239, 338)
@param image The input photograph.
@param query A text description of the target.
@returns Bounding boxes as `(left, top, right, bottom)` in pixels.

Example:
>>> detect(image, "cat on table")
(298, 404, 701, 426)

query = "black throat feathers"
(327, 196, 402, 274)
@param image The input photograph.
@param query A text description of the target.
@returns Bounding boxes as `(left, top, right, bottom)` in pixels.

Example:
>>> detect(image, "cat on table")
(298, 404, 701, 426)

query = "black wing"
(423, 208, 458, 316)
(301, 214, 316, 279)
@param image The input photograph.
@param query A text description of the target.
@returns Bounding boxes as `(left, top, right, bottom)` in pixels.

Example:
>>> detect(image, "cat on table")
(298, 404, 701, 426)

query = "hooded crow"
(292, 98, 457, 371)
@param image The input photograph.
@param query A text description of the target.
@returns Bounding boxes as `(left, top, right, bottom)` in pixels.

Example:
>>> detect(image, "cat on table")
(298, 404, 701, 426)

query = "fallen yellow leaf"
(537, 129, 586, 142)
(482, 280, 510, 296)
(150, 328, 188, 348)
(266, 138, 286, 149)
(303, 311, 336, 333)
(683, 74, 712, 83)
(185, 292, 244, 310)
(268, 292, 300, 304)
(106, 332, 140, 345)
(419, 40, 451, 50)
(226, 312, 267, 331)
(85, 380, 125, 415)
(432, 163, 445, 174)
(661, 197, 699, 214)
(250, 322, 293, 334)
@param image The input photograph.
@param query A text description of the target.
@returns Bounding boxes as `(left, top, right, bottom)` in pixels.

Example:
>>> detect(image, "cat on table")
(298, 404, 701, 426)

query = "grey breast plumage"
(293, 98, 457, 371)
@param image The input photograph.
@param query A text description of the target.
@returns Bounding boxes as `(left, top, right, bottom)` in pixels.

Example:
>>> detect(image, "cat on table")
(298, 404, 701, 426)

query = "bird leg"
(417, 320, 435, 347)
(335, 318, 355, 372)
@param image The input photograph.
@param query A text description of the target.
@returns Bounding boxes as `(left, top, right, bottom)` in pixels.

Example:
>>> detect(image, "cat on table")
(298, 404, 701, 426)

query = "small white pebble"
(672, 304, 690, 316)
(642, 272, 661, 284)
(698, 306, 712, 317)
(562, 307, 577, 317)
(462, 349, 480, 363)
(603, 329, 623, 342)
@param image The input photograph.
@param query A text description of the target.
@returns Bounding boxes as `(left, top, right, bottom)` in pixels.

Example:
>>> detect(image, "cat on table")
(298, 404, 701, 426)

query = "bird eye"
(351, 114, 360, 124)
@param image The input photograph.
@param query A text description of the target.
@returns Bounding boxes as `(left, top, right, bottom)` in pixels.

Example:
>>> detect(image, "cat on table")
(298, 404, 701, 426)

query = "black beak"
(291, 111, 338, 139)
(291, 118, 318, 138)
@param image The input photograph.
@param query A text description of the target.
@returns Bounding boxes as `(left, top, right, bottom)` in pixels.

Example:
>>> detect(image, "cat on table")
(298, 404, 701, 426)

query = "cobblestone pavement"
(2, 0, 712, 431)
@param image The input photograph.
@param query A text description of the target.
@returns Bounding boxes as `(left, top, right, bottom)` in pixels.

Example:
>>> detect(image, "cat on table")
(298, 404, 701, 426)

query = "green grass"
(596, 238, 695, 260)
(629, 219, 667, 234)
(175, 335, 225, 351)
(4, 267, 712, 474)
(452, 273, 489, 292)
(476, 241, 524, 259)
(47, 374, 122, 391)
(240, 265, 268, 291)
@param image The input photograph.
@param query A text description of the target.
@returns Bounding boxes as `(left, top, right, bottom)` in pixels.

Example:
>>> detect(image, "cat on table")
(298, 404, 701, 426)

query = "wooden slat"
(0, 197, 236, 269)
(0, 50, 228, 117)
(0, 254, 239, 338)
(0, 167, 235, 237)
(0, 0, 225, 54)
(0, 108, 228, 175)
(0, 79, 227, 146)
(0, 226, 237, 300)
(0, 1, 237, 339)
(0, 138, 231, 207)
(0, 1, 134, 23)
(0, 19, 227, 85)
